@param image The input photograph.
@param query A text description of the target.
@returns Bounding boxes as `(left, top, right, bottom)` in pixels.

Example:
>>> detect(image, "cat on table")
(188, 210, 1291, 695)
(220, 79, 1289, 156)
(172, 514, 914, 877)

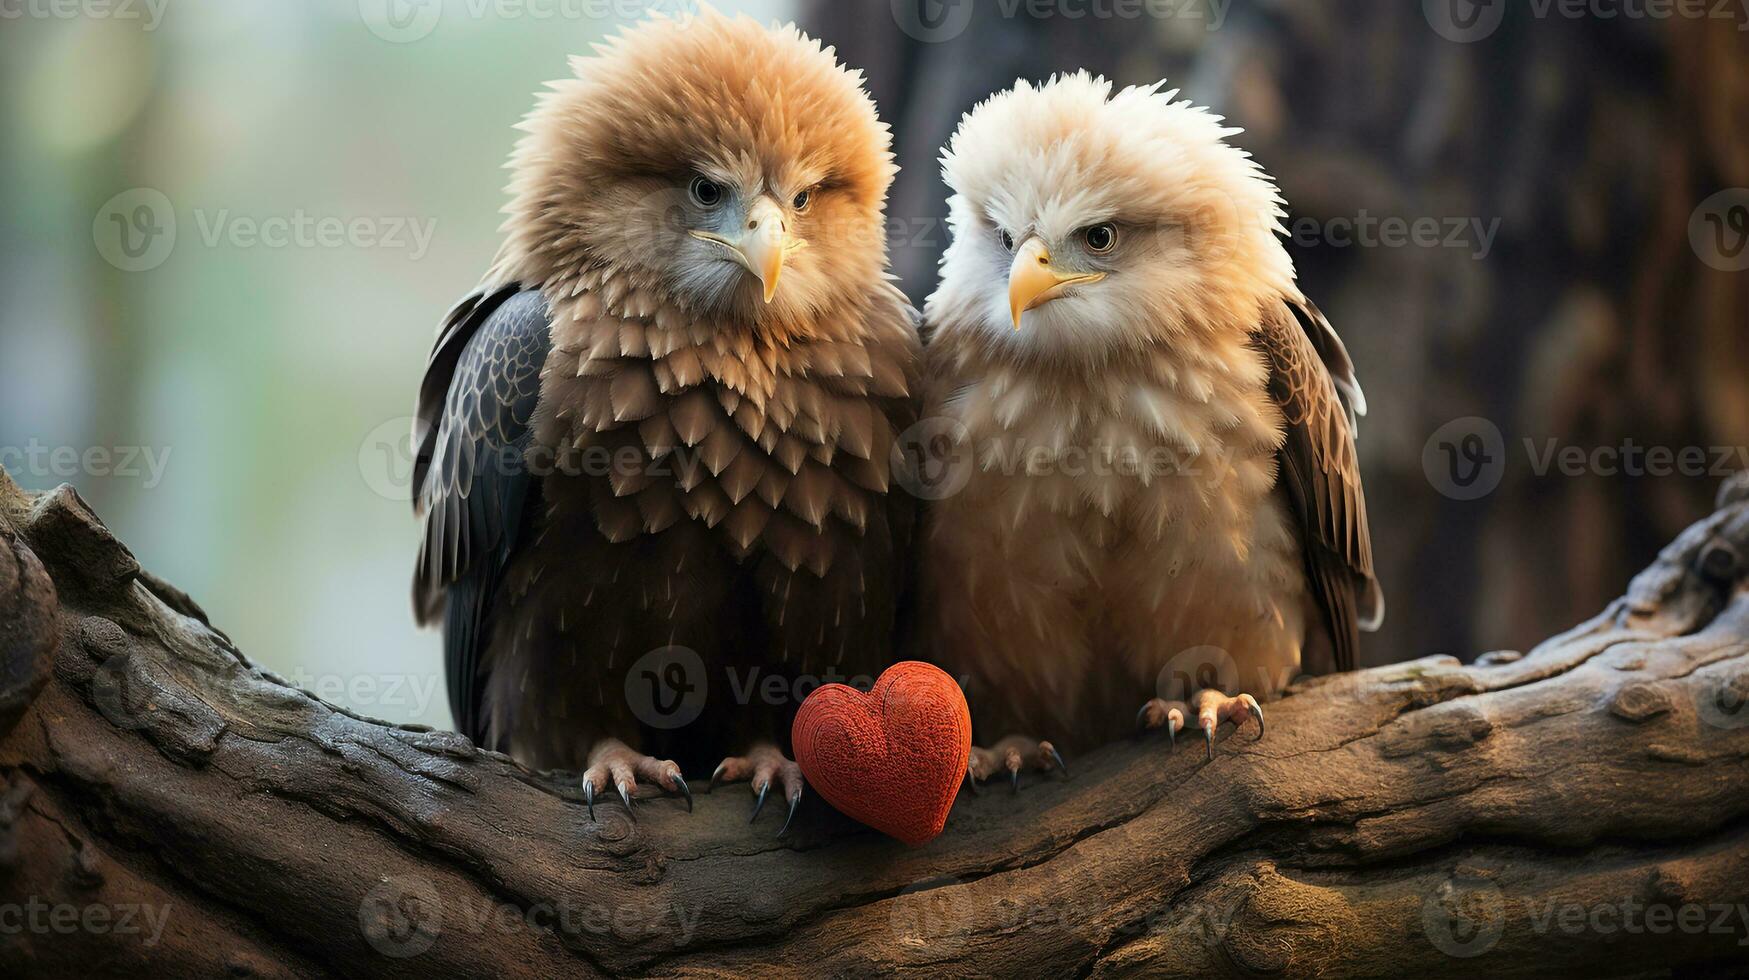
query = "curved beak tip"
(1006, 237, 1105, 330)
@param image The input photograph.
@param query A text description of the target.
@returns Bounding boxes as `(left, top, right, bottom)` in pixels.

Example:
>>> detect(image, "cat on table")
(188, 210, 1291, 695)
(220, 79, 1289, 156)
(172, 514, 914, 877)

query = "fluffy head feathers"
(494, 9, 897, 337)
(930, 72, 1297, 365)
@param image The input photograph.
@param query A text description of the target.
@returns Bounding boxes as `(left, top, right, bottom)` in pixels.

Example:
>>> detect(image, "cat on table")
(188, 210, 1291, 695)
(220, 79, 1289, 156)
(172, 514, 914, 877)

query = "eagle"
(915, 73, 1382, 786)
(410, 11, 919, 830)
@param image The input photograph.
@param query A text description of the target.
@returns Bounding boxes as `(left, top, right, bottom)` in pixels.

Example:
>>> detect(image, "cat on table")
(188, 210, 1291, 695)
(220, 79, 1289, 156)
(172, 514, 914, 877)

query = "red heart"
(792, 661, 971, 846)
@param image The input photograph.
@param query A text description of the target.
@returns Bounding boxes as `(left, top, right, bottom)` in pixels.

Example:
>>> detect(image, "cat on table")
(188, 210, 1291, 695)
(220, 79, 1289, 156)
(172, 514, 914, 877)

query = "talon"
(1203, 720, 1215, 762)
(1246, 698, 1265, 739)
(965, 766, 980, 796)
(1134, 703, 1151, 735)
(750, 782, 770, 823)
(710, 761, 728, 787)
(617, 782, 636, 818)
(674, 774, 693, 813)
(778, 794, 800, 838)
(1168, 721, 1177, 752)
(584, 779, 596, 821)
(1009, 767, 1020, 795)
(1044, 743, 1068, 777)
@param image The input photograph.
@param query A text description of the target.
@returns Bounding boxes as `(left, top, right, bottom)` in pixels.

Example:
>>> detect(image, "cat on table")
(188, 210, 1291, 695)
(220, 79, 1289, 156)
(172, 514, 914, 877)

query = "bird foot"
(580, 738, 691, 821)
(711, 743, 804, 837)
(1135, 698, 1188, 748)
(966, 734, 1067, 796)
(1137, 691, 1263, 760)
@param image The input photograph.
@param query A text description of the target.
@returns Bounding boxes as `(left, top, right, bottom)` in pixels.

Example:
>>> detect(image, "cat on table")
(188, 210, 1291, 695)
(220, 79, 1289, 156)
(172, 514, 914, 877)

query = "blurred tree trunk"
(809, 1, 1749, 666)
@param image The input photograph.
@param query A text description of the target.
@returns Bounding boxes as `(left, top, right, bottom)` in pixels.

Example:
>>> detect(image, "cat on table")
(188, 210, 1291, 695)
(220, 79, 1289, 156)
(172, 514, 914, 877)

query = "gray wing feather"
(411, 287, 551, 741)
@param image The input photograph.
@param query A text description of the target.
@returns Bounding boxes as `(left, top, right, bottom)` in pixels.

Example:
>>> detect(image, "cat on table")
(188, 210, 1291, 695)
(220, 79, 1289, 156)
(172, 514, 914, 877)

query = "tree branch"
(3, 466, 1748, 977)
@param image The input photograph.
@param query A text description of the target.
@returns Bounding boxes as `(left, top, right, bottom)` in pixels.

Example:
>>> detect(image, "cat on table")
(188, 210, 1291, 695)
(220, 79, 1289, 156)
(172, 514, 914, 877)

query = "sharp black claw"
(618, 783, 636, 819)
(965, 767, 980, 796)
(1047, 746, 1068, 777)
(1009, 768, 1020, 795)
(1203, 723, 1215, 762)
(675, 774, 693, 813)
(1249, 701, 1265, 739)
(778, 795, 800, 838)
(710, 761, 728, 788)
(750, 783, 770, 823)
(584, 779, 596, 821)
(1168, 723, 1177, 752)
(1135, 703, 1151, 735)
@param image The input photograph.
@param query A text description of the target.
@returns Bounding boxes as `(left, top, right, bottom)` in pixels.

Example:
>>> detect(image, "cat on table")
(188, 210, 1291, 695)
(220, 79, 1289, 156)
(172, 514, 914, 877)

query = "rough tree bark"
(2, 465, 1748, 978)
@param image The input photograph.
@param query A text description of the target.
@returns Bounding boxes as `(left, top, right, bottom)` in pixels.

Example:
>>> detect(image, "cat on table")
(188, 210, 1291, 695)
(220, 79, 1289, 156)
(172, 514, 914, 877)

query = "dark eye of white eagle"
(690, 175, 723, 208)
(1084, 223, 1117, 253)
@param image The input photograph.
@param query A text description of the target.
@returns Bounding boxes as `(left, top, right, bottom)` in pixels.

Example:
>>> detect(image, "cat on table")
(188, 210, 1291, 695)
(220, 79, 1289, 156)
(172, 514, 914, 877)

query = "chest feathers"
(529, 282, 914, 577)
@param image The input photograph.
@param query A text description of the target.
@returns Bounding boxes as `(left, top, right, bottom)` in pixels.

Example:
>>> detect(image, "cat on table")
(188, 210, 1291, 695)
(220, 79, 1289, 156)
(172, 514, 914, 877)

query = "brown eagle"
(411, 12, 919, 830)
(916, 73, 1382, 787)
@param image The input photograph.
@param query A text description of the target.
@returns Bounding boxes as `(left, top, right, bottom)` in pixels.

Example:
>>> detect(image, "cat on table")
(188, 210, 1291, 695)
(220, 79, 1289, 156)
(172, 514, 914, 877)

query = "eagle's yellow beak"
(690, 196, 791, 304)
(1008, 237, 1106, 329)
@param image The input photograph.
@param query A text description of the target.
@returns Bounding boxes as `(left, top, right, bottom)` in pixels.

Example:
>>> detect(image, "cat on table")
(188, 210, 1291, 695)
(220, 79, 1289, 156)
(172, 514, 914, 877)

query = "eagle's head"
(498, 9, 896, 336)
(929, 72, 1297, 366)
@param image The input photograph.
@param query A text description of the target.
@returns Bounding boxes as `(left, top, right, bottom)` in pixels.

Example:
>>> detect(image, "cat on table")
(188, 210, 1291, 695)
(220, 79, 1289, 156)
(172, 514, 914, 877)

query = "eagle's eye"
(999, 229, 1015, 252)
(792, 189, 812, 212)
(1084, 223, 1117, 253)
(689, 175, 723, 208)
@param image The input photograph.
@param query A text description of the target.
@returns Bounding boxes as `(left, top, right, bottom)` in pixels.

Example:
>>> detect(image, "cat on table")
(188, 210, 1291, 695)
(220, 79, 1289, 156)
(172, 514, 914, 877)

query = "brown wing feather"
(1260, 296, 1382, 673)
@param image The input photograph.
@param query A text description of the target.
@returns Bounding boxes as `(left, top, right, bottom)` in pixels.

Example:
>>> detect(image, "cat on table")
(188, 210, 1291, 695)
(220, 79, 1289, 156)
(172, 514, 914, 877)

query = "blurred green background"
(0, 0, 790, 729)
